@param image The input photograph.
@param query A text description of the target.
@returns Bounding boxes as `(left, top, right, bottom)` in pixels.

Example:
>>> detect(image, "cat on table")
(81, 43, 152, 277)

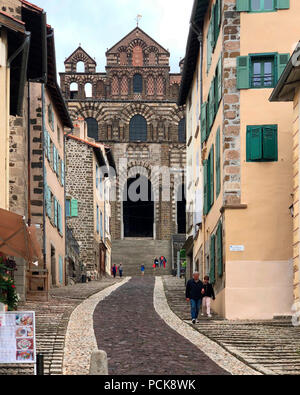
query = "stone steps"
(112, 239, 172, 276)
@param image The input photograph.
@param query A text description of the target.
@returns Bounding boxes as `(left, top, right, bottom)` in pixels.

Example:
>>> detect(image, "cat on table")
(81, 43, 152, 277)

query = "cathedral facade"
(60, 27, 186, 270)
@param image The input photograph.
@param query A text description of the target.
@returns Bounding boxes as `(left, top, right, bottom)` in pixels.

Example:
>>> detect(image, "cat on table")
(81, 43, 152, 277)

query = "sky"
(36, 0, 194, 75)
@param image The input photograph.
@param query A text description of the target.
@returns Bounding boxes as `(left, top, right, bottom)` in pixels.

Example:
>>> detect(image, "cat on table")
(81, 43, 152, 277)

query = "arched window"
(129, 115, 147, 142)
(85, 83, 93, 98)
(133, 74, 143, 93)
(77, 61, 85, 73)
(85, 118, 98, 141)
(178, 118, 186, 143)
(70, 82, 78, 99)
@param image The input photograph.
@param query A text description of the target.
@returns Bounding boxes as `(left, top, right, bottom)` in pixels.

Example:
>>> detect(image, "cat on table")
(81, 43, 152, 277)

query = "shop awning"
(0, 209, 42, 263)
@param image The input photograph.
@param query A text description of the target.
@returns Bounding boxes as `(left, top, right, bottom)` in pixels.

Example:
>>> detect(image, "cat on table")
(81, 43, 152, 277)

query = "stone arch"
(120, 103, 155, 124)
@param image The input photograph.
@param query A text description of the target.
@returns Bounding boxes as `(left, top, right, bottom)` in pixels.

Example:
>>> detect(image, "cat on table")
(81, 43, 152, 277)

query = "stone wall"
(222, 0, 241, 206)
(66, 138, 96, 272)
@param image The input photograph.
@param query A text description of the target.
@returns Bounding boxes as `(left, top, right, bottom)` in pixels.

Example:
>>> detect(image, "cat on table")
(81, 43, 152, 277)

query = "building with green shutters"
(179, 0, 295, 319)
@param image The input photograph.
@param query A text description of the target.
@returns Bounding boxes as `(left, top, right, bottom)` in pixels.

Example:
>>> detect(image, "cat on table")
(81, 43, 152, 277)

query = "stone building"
(179, 0, 295, 319)
(65, 119, 115, 279)
(60, 27, 186, 273)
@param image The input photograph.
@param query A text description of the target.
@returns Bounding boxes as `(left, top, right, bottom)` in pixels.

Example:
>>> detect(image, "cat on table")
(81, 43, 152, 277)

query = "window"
(85, 118, 98, 140)
(246, 125, 278, 162)
(237, 53, 289, 90)
(48, 104, 54, 130)
(237, 0, 289, 11)
(70, 199, 78, 217)
(133, 74, 143, 93)
(66, 199, 71, 217)
(129, 115, 147, 142)
(216, 222, 223, 277)
(178, 118, 186, 143)
(207, 0, 222, 73)
(252, 56, 274, 88)
(85, 83, 93, 98)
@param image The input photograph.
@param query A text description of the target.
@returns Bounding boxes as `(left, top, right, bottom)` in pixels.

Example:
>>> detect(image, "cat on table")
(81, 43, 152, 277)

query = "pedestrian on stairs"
(154, 257, 159, 269)
(112, 264, 117, 278)
(186, 272, 204, 325)
(119, 263, 123, 278)
(201, 276, 215, 318)
(141, 264, 145, 276)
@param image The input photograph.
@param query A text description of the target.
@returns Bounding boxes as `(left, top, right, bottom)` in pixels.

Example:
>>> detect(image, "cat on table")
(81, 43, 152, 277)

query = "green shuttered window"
(207, 0, 222, 73)
(201, 102, 208, 144)
(216, 128, 221, 198)
(70, 199, 78, 217)
(236, 0, 289, 12)
(217, 222, 223, 277)
(203, 146, 215, 215)
(210, 234, 216, 285)
(237, 53, 289, 90)
(246, 125, 278, 162)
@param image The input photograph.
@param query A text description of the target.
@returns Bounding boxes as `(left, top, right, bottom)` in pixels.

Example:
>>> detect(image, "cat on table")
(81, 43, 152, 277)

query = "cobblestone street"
(163, 276, 300, 376)
(0, 278, 121, 376)
(93, 277, 229, 375)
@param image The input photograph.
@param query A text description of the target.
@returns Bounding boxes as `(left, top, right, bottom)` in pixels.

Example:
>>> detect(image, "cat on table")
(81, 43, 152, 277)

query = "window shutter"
(54, 198, 58, 227)
(236, 0, 250, 12)
(210, 234, 216, 285)
(217, 222, 223, 277)
(61, 161, 65, 186)
(46, 186, 52, 218)
(210, 145, 215, 208)
(207, 24, 212, 72)
(247, 126, 263, 161)
(237, 56, 250, 89)
(58, 203, 63, 235)
(276, 0, 290, 10)
(201, 102, 208, 144)
(71, 199, 78, 217)
(217, 0, 222, 27)
(44, 130, 48, 158)
(214, 2, 220, 46)
(53, 145, 56, 173)
(47, 134, 51, 159)
(263, 126, 278, 161)
(211, 5, 216, 50)
(216, 128, 221, 198)
(59, 256, 63, 285)
(217, 56, 222, 107)
(203, 160, 208, 215)
(208, 81, 215, 129)
(277, 53, 289, 80)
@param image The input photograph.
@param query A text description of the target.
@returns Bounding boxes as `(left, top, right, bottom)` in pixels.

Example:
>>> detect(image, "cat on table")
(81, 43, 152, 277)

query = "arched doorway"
(177, 184, 186, 234)
(123, 175, 154, 238)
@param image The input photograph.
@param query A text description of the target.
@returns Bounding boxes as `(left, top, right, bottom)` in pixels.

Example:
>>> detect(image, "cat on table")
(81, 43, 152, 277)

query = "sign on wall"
(0, 312, 36, 364)
(230, 245, 245, 252)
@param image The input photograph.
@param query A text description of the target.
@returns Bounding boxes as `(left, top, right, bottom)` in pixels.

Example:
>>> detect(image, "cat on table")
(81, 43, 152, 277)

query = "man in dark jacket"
(186, 272, 204, 324)
(201, 276, 216, 318)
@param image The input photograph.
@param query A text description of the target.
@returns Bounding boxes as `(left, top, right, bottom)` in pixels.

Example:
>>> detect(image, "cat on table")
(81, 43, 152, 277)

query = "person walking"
(141, 264, 145, 276)
(154, 257, 159, 269)
(112, 264, 117, 278)
(186, 272, 204, 325)
(119, 263, 123, 278)
(201, 276, 216, 318)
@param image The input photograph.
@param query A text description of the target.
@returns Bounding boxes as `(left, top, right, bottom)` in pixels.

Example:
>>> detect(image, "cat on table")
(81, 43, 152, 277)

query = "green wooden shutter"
(211, 5, 216, 50)
(247, 126, 263, 161)
(237, 56, 250, 89)
(58, 203, 63, 235)
(71, 199, 78, 217)
(44, 130, 48, 158)
(54, 198, 58, 227)
(46, 186, 52, 218)
(216, 128, 221, 198)
(217, 0, 222, 27)
(217, 222, 223, 277)
(277, 53, 289, 80)
(61, 161, 65, 186)
(236, 0, 250, 11)
(214, 2, 220, 46)
(47, 134, 51, 159)
(208, 81, 215, 129)
(53, 145, 57, 173)
(210, 145, 215, 208)
(203, 160, 208, 215)
(201, 102, 208, 144)
(217, 56, 222, 106)
(276, 0, 290, 9)
(207, 24, 212, 72)
(263, 126, 278, 161)
(210, 234, 216, 284)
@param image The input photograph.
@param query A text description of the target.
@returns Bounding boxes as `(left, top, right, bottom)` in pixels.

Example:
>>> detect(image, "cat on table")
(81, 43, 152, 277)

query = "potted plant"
(0, 255, 19, 311)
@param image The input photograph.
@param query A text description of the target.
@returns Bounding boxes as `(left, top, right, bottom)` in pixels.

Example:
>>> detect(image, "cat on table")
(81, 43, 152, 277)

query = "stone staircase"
(112, 238, 172, 277)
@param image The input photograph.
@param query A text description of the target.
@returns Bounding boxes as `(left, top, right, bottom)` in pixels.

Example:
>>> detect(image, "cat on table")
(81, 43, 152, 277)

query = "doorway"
(123, 175, 154, 238)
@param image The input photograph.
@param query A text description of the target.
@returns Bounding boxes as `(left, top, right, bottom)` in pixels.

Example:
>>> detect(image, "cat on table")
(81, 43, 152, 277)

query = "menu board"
(0, 312, 36, 364)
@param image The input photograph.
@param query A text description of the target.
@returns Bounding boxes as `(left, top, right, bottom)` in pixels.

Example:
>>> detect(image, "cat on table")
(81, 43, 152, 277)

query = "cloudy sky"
(36, 0, 194, 75)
